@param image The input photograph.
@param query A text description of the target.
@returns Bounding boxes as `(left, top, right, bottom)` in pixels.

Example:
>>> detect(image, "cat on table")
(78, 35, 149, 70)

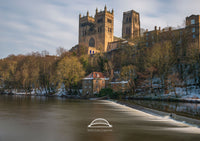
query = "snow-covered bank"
(103, 100, 200, 133)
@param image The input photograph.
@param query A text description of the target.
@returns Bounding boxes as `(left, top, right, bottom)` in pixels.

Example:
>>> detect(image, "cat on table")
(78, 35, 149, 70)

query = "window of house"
(129, 17, 131, 23)
(192, 28, 195, 33)
(191, 19, 195, 25)
(126, 17, 128, 23)
(126, 27, 131, 34)
(93, 51, 94, 54)
(146, 42, 149, 47)
(193, 34, 196, 39)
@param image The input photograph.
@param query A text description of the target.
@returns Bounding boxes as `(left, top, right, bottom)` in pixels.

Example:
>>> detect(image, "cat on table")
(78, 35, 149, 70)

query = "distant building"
(143, 15, 200, 49)
(82, 72, 109, 95)
(122, 10, 140, 40)
(78, 7, 140, 54)
(186, 15, 200, 45)
(79, 6, 114, 54)
(109, 81, 130, 93)
(78, 7, 200, 56)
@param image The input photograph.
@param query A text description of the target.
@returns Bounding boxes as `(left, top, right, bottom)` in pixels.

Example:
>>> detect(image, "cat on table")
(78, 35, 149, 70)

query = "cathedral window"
(98, 27, 102, 33)
(97, 18, 103, 23)
(89, 38, 95, 47)
(135, 17, 137, 23)
(107, 18, 112, 23)
(108, 28, 112, 32)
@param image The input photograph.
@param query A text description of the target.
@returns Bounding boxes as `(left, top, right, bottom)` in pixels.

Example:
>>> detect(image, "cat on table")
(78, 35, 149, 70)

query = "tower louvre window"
(97, 18, 103, 23)
(107, 18, 112, 23)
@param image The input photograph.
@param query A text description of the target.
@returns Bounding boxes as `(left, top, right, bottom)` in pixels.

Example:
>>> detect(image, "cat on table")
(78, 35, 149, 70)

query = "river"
(0, 95, 200, 141)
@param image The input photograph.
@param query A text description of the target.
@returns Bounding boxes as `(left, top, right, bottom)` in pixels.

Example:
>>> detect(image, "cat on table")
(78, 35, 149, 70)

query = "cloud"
(0, 0, 200, 58)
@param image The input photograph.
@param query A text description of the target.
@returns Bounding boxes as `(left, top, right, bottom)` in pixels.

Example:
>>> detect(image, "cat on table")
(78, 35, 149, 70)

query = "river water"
(0, 95, 200, 141)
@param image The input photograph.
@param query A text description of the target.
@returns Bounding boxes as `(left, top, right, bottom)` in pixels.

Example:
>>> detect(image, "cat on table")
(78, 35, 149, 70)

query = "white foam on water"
(101, 100, 200, 134)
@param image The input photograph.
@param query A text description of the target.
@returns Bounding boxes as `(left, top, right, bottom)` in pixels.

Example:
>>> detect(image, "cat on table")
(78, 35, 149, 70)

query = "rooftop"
(83, 72, 107, 80)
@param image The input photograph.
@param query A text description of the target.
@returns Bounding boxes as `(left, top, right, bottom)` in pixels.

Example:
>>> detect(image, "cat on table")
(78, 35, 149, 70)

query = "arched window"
(89, 38, 95, 47)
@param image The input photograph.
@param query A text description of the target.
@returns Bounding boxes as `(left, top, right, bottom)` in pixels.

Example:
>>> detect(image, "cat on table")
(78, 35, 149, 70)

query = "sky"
(1, 0, 200, 58)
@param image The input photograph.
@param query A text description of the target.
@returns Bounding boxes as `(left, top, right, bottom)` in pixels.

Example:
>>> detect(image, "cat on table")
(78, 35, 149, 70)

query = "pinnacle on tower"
(104, 5, 107, 12)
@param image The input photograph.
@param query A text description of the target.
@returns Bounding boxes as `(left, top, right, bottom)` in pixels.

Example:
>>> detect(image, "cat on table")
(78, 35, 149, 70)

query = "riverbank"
(109, 99, 200, 128)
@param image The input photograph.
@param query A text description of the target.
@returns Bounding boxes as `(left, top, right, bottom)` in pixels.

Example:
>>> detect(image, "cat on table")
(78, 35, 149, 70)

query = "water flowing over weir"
(0, 95, 200, 141)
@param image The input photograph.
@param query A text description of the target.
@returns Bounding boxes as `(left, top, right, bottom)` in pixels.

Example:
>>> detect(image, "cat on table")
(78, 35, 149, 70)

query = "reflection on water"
(124, 100, 200, 119)
(0, 95, 200, 141)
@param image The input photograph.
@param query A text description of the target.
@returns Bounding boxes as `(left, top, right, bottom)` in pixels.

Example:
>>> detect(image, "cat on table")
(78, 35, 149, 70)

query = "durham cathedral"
(77, 6, 200, 55)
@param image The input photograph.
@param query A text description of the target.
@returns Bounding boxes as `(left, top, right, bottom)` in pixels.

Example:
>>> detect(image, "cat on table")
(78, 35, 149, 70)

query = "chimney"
(96, 8, 98, 14)
(169, 27, 172, 31)
(146, 29, 148, 32)
(155, 26, 157, 31)
(159, 27, 161, 31)
(87, 11, 89, 17)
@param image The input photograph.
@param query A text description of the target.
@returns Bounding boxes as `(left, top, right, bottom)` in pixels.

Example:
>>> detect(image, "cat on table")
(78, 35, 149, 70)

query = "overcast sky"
(1, 0, 200, 58)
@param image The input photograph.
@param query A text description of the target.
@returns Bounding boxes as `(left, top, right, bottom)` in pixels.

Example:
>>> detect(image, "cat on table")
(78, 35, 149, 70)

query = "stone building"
(79, 6, 114, 54)
(82, 72, 109, 95)
(122, 10, 140, 40)
(109, 81, 130, 93)
(185, 15, 200, 45)
(143, 15, 200, 49)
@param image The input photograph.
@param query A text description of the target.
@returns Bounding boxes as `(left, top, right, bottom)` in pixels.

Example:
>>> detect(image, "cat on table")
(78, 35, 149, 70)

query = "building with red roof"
(82, 72, 109, 95)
